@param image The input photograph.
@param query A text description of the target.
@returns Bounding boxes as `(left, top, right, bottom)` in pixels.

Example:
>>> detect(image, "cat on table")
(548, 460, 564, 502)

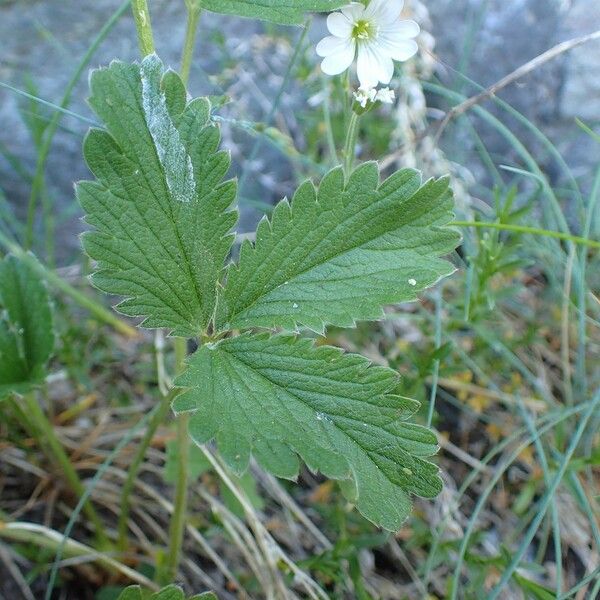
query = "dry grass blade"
(432, 29, 600, 144)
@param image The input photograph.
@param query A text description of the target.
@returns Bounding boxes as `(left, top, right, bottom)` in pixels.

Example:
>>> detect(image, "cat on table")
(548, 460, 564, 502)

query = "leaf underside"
(0, 254, 55, 398)
(78, 55, 237, 337)
(173, 333, 443, 531)
(201, 0, 347, 24)
(218, 163, 460, 333)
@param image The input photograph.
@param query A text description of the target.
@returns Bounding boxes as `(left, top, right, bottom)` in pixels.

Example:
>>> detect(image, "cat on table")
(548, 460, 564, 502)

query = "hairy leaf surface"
(173, 333, 442, 530)
(218, 164, 460, 333)
(201, 0, 346, 24)
(78, 55, 237, 336)
(0, 254, 55, 398)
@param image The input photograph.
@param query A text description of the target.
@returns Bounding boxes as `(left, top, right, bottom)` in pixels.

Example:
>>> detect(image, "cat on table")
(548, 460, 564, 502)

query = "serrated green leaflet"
(117, 584, 217, 600)
(217, 163, 460, 333)
(201, 0, 346, 24)
(78, 55, 237, 337)
(173, 334, 442, 530)
(0, 254, 55, 398)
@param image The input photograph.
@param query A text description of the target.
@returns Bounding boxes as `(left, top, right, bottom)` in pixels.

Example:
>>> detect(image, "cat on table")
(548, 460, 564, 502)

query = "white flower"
(375, 87, 396, 104)
(316, 0, 420, 89)
(353, 87, 377, 108)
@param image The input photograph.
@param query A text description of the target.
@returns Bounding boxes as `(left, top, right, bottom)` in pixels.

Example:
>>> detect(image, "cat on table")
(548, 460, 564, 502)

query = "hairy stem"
(180, 3, 202, 86)
(163, 337, 189, 583)
(20, 393, 109, 548)
(117, 390, 174, 551)
(343, 112, 360, 177)
(131, 0, 155, 57)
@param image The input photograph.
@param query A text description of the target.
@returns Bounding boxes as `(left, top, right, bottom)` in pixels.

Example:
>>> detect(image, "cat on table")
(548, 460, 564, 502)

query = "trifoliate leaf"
(78, 54, 237, 337)
(217, 163, 460, 333)
(201, 0, 347, 24)
(173, 333, 442, 531)
(0, 254, 55, 398)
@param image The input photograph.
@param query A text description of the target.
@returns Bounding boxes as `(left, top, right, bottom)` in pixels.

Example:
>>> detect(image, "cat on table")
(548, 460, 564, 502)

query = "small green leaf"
(173, 333, 442, 531)
(116, 585, 216, 600)
(115, 587, 143, 600)
(201, 0, 347, 24)
(117, 584, 218, 600)
(78, 55, 237, 337)
(0, 254, 55, 398)
(218, 163, 460, 333)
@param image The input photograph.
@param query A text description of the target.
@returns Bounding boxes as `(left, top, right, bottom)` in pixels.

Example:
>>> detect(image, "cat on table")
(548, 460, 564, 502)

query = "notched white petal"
(327, 11, 353, 37)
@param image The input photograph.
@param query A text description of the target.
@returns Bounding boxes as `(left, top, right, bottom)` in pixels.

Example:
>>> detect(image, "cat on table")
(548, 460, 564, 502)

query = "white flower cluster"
(353, 86, 396, 108)
(316, 0, 420, 89)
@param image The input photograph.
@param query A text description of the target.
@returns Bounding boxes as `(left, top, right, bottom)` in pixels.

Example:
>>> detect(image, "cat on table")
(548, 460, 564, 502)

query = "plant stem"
(180, 3, 202, 86)
(117, 390, 174, 551)
(163, 337, 189, 583)
(131, 0, 155, 57)
(343, 112, 360, 177)
(20, 393, 109, 548)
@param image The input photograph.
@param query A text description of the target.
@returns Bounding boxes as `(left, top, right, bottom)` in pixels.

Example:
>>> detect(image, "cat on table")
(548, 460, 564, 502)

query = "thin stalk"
(451, 221, 600, 250)
(117, 390, 174, 551)
(0, 231, 137, 337)
(20, 393, 109, 548)
(131, 0, 155, 57)
(426, 288, 442, 427)
(180, 3, 202, 86)
(238, 20, 310, 197)
(343, 112, 360, 177)
(24, 0, 130, 261)
(164, 337, 189, 583)
(322, 78, 338, 165)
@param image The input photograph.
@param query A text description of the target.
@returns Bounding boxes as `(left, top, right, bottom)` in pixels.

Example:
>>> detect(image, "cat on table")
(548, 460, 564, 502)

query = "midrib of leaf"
(92, 71, 201, 320)
(81, 57, 236, 334)
(131, 62, 205, 318)
(219, 343, 406, 471)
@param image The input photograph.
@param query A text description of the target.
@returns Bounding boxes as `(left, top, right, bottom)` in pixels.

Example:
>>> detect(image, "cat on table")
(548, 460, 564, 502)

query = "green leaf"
(116, 587, 143, 600)
(0, 254, 55, 398)
(173, 333, 442, 531)
(218, 163, 460, 333)
(201, 0, 347, 24)
(116, 585, 217, 600)
(78, 54, 237, 337)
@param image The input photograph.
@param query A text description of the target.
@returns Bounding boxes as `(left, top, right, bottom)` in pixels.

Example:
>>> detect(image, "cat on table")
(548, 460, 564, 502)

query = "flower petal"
(357, 44, 394, 88)
(327, 11, 353, 37)
(316, 35, 350, 57)
(377, 37, 418, 61)
(364, 0, 404, 21)
(380, 19, 420, 40)
(340, 2, 365, 21)
(321, 40, 356, 75)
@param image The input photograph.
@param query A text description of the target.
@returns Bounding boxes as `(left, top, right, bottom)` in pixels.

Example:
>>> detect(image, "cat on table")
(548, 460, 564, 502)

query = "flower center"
(352, 19, 376, 41)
